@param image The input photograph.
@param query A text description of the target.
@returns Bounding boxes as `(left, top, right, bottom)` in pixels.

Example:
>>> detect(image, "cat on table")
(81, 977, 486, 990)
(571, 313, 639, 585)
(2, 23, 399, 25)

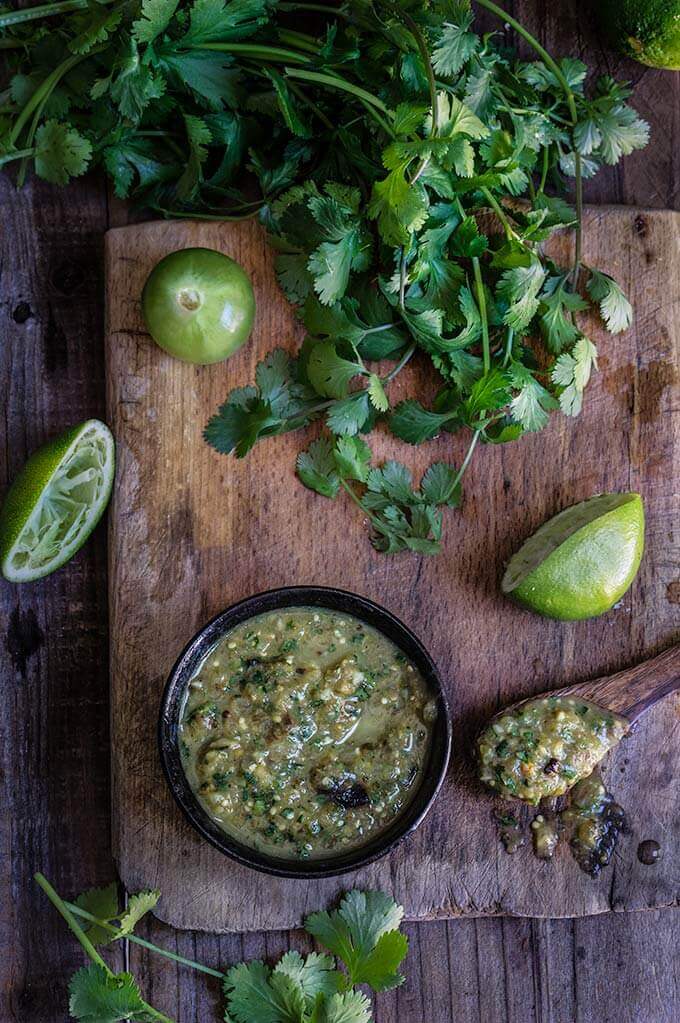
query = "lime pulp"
(0, 419, 115, 582)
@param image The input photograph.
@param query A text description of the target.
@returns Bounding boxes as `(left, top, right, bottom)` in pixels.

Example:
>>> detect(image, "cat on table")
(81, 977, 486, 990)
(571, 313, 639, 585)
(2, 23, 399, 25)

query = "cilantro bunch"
(36, 873, 409, 1022)
(1, 0, 649, 552)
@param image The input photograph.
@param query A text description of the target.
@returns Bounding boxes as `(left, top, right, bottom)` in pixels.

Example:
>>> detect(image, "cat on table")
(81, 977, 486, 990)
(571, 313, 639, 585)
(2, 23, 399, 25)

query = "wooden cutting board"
(105, 207, 680, 932)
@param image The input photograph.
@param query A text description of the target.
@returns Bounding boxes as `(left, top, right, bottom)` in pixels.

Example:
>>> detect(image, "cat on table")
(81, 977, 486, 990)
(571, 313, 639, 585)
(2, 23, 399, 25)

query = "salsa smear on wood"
(179, 607, 436, 859)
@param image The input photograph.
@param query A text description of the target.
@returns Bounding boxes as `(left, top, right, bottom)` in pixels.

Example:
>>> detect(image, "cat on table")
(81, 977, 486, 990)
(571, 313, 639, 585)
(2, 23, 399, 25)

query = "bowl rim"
(158, 584, 452, 879)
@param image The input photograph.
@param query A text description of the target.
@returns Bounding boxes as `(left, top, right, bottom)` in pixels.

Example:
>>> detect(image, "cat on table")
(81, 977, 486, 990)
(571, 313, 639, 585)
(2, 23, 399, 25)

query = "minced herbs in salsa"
(477, 696, 629, 805)
(179, 607, 436, 859)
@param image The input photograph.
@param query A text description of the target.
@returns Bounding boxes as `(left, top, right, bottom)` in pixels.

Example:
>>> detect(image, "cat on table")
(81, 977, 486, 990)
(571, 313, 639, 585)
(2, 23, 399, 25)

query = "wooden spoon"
(540, 643, 680, 724)
(478, 644, 680, 803)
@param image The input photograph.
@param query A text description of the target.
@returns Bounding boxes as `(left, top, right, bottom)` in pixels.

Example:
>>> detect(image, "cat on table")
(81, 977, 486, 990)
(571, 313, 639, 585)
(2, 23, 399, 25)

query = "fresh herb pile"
(1, 1, 649, 553)
(36, 874, 408, 1022)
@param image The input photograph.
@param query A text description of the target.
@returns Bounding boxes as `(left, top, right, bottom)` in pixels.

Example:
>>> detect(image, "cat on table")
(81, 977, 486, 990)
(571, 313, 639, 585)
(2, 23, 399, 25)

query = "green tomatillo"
(141, 247, 256, 365)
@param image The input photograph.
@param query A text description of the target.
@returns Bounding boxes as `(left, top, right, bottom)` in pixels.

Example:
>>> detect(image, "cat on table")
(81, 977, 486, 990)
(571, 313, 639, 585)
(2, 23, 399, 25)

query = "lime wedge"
(0, 419, 115, 583)
(502, 493, 644, 620)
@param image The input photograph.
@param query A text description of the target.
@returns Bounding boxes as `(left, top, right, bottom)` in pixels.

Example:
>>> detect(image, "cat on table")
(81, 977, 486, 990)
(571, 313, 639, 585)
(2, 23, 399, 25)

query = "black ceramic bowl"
(159, 585, 452, 878)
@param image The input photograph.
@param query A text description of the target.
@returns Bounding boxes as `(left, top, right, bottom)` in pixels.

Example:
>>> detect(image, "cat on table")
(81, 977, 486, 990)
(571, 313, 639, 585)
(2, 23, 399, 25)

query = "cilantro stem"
(473, 0, 583, 276)
(385, 341, 416, 382)
(36, 875, 175, 1023)
(502, 327, 514, 367)
(340, 478, 384, 532)
(279, 1, 351, 14)
(277, 29, 320, 54)
(200, 43, 311, 65)
(283, 68, 392, 119)
(357, 97, 395, 139)
(35, 874, 109, 972)
(381, 2, 438, 181)
(472, 257, 490, 374)
(538, 144, 549, 193)
(572, 153, 583, 278)
(9, 53, 83, 147)
(153, 206, 262, 221)
(480, 186, 517, 241)
(0, 147, 36, 167)
(287, 80, 335, 130)
(0, 0, 106, 27)
(451, 429, 482, 491)
(63, 902, 227, 981)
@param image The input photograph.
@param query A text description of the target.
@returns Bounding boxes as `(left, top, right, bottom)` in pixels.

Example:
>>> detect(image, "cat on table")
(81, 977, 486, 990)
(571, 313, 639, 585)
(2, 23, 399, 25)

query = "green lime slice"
(502, 493, 645, 621)
(598, 0, 680, 70)
(0, 419, 115, 583)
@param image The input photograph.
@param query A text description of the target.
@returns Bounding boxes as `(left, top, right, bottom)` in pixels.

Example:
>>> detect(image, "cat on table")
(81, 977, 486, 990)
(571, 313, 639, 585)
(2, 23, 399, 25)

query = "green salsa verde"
(477, 696, 629, 805)
(179, 607, 436, 859)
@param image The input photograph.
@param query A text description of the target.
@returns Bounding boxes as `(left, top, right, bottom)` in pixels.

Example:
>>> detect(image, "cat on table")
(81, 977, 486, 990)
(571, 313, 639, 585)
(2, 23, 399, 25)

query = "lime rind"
(0, 420, 115, 582)
(502, 493, 644, 621)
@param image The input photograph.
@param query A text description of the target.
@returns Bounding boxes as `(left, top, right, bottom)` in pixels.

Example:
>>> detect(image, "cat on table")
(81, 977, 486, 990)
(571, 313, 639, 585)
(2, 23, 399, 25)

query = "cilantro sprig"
(1, 0, 649, 553)
(35, 875, 409, 1023)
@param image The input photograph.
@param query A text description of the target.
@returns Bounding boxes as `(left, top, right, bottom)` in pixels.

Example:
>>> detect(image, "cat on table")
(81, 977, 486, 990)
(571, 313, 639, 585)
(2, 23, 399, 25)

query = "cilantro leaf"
(306, 186, 372, 305)
(389, 400, 453, 444)
(325, 392, 372, 435)
(586, 269, 633, 334)
(334, 436, 372, 482)
(204, 350, 317, 455)
(431, 5, 479, 77)
(68, 965, 153, 1023)
(497, 259, 546, 333)
(306, 891, 406, 991)
(368, 169, 429, 247)
(276, 254, 312, 305)
(366, 461, 418, 506)
(33, 121, 92, 185)
(592, 103, 649, 165)
(74, 884, 120, 946)
(303, 294, 406, 361)
(551, 336, 598, 416)
(179, 0, 271, 46)
(392, 100, 428, 135)
(69, 5, 123, 54)
(223, 960, 306, 1023)
(108, 41, 166, 120)
(539, 275, 589, 353)
(161, 50, 241, 111)
(464, 368, 512, 424)
(297, 436, 340, 498)
(420, 462, 461, 506)
(427, 91, 489, 141)
(132, 0, 179, 44)
(273, 951, 343, 1000)
(307, 341, 362, 399)
(367, 374, 389, 412)
(266, 68, 311, 138)
(177, 113, 212, 199)
(103, 137, 177, 199)
(118, 890, 160, 937)
(508, 363, 559, 432)
(310, 989, 372, 1023)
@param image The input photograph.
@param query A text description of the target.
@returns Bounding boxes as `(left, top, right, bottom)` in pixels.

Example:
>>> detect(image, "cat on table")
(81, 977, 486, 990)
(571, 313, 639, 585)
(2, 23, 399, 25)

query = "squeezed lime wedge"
(502, 493, 645, 620)
(0, 419, 115, 582)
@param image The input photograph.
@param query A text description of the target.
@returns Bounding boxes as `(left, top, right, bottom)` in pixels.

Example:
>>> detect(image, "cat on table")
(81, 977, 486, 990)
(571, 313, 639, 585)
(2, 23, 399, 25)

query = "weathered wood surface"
(105, 206, 680, 932)
(2, 0, 680, 1019)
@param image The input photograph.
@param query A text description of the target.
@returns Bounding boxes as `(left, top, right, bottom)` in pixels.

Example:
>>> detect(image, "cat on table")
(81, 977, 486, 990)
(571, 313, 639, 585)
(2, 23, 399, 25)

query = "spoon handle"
(561, 644, 680, 720)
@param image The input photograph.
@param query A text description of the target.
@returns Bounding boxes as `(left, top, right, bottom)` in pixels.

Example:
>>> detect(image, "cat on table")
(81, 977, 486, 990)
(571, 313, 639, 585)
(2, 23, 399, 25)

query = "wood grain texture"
(0, 173, 123, 1022)
(105, 207, 680, 932)
(2, 1, 680, 1018)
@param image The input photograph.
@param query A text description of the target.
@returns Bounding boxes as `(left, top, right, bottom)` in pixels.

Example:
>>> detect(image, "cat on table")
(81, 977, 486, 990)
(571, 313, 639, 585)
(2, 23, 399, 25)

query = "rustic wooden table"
(1, 4, 679, 1021)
